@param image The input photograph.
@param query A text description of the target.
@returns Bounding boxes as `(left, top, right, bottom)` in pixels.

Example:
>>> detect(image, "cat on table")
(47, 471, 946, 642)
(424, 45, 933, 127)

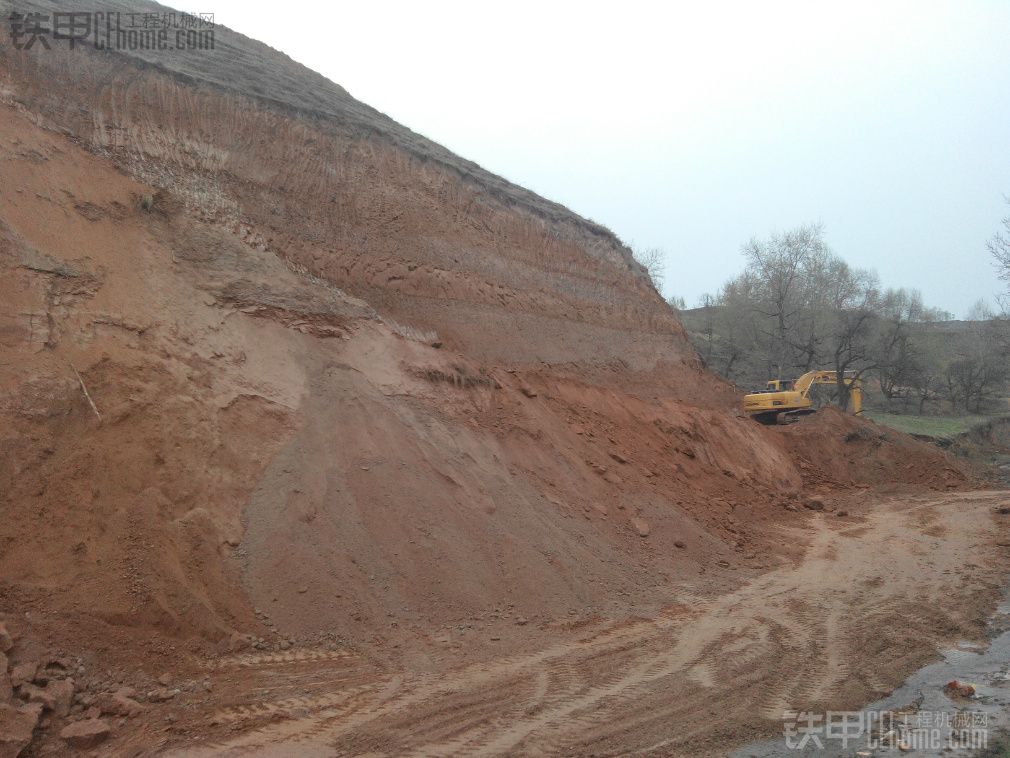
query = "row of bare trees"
(684, 224, 1009, 414)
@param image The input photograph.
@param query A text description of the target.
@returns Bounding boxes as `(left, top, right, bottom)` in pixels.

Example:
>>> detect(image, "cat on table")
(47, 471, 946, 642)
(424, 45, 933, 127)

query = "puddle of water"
(733, 598, 1010, 757)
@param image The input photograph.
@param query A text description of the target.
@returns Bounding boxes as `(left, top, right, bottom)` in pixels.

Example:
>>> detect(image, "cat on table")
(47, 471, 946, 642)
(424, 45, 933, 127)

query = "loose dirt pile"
(773, 408, 972, 492)
(0, 5, 997, 756)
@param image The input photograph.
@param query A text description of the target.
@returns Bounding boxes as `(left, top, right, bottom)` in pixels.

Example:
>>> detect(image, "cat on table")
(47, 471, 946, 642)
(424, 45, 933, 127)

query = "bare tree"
(989, 195, 1010, 285)
(822, 263, 879, 408)
(945, 357, 1007, 412)
(872, 288, 935, 409)
(717, 274, 766, 380)
(742, 224, 826, 378)
(633, 247, 665, 291)
(943, 301, 1010, 412)
(694, 293, 716, 367)
(728, 224, 883, 402)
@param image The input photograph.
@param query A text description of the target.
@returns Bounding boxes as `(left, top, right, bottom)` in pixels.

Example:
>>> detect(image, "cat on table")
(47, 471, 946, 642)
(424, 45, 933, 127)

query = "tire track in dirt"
(204, 648, 356, 670)
(166, 493, 1009, 757)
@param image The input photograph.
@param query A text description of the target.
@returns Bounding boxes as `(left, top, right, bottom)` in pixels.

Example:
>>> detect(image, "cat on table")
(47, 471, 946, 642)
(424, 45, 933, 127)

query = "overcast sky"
(206, 0, 1010, 317)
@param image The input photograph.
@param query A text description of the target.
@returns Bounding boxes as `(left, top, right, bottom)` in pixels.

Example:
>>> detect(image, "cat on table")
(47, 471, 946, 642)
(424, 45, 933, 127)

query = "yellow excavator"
(743, 370, 862, 424)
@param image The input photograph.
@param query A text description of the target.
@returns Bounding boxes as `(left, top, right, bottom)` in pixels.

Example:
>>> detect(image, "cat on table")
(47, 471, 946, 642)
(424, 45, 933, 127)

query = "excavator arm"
(793, 370, 836, 396)
(743, 370, 862, 423)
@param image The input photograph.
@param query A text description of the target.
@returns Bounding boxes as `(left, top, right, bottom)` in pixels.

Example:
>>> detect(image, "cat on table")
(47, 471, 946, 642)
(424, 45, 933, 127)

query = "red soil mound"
(773, 407, 971, 492)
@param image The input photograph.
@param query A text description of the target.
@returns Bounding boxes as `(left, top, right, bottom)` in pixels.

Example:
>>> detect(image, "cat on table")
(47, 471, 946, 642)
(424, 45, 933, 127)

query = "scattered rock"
(43, 657, 72, 674)
(45, 677, 75, 717)
(97, 688, 144, 717)
(609, 452, 628, 464)
(0, 623, 13, 654)
(514, 617, 528, 626)
(997, 505, 1010, 515)
(228, 632, 252, 652)
(520, 385, 537, 398)
(631, 518, 651, 537)
(19, 683, 53, 710)
(836, 510, 849, 518)
(60, 718, 111, 749)
(0, 702, 42, 757)
(9, 662, 36, 689)
(674, 540, 686, 549)
(603, 471, 623, 485)
(157, 673, 172, 686)
(804, 496, 826, 511)
(147, 687, 179, 702)
(943, 679, 976, 699)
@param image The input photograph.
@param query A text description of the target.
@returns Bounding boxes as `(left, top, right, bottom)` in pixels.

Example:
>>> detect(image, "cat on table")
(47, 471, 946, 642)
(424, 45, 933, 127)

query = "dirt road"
(161, 491, 1007, 757)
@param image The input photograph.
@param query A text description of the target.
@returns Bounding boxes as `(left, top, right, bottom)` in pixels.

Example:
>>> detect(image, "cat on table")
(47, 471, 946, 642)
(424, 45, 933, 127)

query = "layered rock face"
(1, 0, 694, 377)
